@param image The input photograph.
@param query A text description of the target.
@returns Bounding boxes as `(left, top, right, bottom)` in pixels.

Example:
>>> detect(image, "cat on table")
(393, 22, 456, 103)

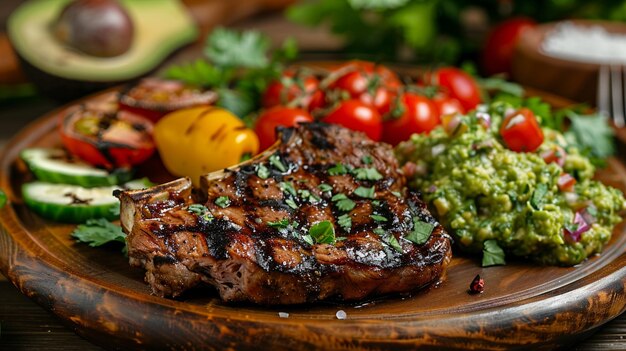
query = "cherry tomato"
(482, 17, 537, 76)
(119, 78, 216, 122)
(262, 71, 325, 112)
(428, 67, 481, 111)
(382, 93, 439, 146)
(329, 61, 401, 116)
(255, 106, 314, 150)
(323, 100, 382, 141)
(60, 106, 155, 169)
(500, 108, 544, 152)
(432, 93, 465, 117)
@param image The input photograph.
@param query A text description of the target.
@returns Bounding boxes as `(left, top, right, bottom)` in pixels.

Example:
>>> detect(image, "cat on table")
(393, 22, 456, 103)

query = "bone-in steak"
(118, 123, 452, 304)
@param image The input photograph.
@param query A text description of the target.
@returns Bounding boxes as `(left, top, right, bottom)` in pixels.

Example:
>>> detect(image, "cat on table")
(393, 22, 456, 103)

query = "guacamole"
(396, 104, 625, 266)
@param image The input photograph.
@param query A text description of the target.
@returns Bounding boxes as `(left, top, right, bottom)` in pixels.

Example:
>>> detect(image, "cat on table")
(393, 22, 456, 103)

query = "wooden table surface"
(0, 8, 625, 350)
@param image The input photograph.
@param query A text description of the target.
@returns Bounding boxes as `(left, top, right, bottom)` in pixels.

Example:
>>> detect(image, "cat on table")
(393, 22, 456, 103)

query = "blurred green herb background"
(286, 0, 626, 64)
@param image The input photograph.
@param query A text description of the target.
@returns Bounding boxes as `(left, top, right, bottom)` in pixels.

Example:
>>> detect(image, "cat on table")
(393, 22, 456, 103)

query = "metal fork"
(597, 65, 626, 128)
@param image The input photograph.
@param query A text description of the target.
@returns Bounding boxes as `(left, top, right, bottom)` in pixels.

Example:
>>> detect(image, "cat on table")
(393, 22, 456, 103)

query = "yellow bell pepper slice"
(154, 106, 259, 185)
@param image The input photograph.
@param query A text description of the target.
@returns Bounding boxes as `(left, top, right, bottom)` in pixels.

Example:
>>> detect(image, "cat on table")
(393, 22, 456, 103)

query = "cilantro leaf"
(478, 76, 524, 98)
(362, 155, 373, 164)
(352, 167, 383, 181)
(318, 183, 333, 193)
(309, 220, 336, 244)
(353, 186, 376, 199)
(370, 214, 388, 222)
(215, 88, 256, 119)
(267, 218, 290, 229)
(205, 27, 270, 68)
(482, 239, 506, 267)
(163, 59, 231, 88)
(373, 228, 386, 236)
(530, 183, 548, 210)
(338, 214, 352, 233)
(328, 163, 349, 176)
(405, 218, 434, 245)
(71, 219, 126, 253)
(566, 113, 615, 160)
(383, 233, 403, 253)
(332, 193, 356, 211)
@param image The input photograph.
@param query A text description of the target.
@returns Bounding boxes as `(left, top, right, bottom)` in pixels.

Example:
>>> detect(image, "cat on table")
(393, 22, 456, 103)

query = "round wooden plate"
(0, 86, 625, 350)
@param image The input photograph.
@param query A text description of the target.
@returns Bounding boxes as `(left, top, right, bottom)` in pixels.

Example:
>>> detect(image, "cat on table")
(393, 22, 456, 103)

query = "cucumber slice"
(21, 148, 133, 187)
(22, 179, 151, 223)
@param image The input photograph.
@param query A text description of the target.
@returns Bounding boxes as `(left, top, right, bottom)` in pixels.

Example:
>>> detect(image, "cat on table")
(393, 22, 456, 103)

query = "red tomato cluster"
(255, 61, 483, 148)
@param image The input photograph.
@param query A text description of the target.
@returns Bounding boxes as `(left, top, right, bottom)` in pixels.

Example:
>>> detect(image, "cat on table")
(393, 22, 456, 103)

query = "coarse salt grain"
(542, 21, 626, 64)
(335, 310, 347, 320)
(278, 312, 289, 318)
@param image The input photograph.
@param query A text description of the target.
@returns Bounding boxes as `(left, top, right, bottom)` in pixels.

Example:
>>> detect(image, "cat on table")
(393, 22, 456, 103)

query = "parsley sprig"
(71, 219, 127, 254)
(164, 27, 298, 120)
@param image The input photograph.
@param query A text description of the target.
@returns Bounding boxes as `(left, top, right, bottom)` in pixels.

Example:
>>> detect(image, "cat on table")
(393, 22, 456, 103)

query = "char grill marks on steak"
(118, 123, 452, 304)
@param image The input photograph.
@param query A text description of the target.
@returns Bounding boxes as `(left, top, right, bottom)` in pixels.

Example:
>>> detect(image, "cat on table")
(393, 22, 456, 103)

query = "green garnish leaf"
(318, 183, 333, 192)
(373, 228, 386, 236)
(338, 214, 352, 233)
(257, 164, 270, 179)
(71, 218, 126, 254)
(205, 27, 270, 68)
(187, 204, 214, 222)
(354, 186, 376, 199)
(280, 182, 297, 197)
(301, 234, 314, 245)
(384, 233, 403, 253)
(348, 0, 410, 10)
(370, 214, 388, 222)
(309, 220, 336, 244)
(328, 163, 349, 176)
(267, 218, 290, 229)
(163, 59, 230, 88)
(530, 183, 548, 210)
(565, 113, 615, 160)
(362, 155, 373, 164)
(352, 167, 383, 181)
(269, 154, 287, 172)
(215, 88, 256, 119)
(188, 204, 209, 215)
(332, 193, 356, 212)
(405, 218, 434, 245)
(391, 191, 402, 198)
(109, 204, 120, 217)
(478, 76, 524, 97)
(215, 196, 231, 208)
(299, 189, 320, 203)
(285, 198, 298, 209)
(482, 239, 506, 267)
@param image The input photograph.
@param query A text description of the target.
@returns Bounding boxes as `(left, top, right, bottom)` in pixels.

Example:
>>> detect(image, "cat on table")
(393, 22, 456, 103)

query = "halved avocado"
(7, 0, 198, 101)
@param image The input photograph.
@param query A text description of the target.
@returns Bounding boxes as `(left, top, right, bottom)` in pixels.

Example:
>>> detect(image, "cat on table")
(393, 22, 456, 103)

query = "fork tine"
(597, 65, 610, 118)
(611, 64, 625, 128)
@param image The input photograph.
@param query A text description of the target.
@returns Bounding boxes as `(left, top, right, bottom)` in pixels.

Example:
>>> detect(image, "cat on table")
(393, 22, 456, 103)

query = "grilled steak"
(118, 123, 452, 304)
